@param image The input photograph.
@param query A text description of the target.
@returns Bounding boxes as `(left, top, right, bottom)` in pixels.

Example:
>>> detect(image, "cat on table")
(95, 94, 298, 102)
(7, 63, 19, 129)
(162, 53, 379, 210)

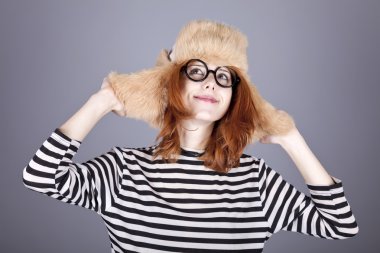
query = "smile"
(194, 96, 218, 103)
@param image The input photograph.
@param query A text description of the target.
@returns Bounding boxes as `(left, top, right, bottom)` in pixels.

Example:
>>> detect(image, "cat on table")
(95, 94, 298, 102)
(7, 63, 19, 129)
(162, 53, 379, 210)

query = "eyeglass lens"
(185, 59, 236, 87)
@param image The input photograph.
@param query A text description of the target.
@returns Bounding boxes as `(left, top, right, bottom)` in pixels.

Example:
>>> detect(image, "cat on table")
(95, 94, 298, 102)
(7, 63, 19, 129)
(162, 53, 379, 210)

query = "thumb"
(101, 77, 110, 89)
(259, 135, 271, 144)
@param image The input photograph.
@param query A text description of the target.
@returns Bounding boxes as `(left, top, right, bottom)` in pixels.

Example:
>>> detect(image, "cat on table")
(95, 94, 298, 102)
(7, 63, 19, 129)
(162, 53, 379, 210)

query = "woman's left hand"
(259, 121, 335, 186)
(259, 126, 300, 147)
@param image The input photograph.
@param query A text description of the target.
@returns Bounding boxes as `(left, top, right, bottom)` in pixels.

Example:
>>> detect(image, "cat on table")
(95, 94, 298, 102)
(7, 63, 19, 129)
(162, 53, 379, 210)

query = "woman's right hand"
(58, 77, 126, 142)
(92, 77, 127, 117)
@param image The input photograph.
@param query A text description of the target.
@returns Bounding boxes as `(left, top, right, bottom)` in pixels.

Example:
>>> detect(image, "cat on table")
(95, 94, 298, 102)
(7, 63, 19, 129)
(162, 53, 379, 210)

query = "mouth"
(194, 95, 218, 103)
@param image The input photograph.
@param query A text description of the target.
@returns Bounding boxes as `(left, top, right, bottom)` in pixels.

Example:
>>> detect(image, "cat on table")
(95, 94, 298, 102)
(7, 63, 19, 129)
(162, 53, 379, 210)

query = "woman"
(23, 20, 358, 252)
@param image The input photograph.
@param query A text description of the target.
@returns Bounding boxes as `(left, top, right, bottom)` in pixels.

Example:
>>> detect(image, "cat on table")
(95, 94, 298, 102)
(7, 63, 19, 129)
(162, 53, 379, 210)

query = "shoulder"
(110, 144, 158, 160)
(240, 152, 262, 165)
(237, 153, 275, 177)
(119, 144, 157, 153)
(234, 152, 266, 174)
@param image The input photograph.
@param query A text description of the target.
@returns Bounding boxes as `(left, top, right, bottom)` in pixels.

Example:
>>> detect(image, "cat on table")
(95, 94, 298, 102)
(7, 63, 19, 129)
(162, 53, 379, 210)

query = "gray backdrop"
(1, 0, 378, 252)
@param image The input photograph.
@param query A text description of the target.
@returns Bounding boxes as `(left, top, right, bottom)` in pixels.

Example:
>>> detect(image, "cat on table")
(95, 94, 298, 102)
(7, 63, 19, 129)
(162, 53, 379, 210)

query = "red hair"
(152, 63, 258, 173)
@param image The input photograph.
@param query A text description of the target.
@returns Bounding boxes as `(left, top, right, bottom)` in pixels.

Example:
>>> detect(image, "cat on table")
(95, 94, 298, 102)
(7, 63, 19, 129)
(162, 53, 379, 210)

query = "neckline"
(180, 146, 205, 152)
(180, 146, 205, 157)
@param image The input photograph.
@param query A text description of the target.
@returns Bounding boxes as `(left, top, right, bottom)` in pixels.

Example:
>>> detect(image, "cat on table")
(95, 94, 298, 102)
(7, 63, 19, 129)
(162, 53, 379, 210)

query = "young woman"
(23, 20, 358, 253)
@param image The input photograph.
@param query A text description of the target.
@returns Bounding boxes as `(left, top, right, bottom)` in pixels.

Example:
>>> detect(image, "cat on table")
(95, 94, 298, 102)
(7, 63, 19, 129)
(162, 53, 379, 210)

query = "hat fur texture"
(108, 19, 295, 143)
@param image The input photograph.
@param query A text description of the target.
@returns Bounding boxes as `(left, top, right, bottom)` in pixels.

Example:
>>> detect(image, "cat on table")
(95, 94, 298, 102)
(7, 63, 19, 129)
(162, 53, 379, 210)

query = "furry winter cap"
(167, 20, 248, 72)
(107, 20, 295, 143)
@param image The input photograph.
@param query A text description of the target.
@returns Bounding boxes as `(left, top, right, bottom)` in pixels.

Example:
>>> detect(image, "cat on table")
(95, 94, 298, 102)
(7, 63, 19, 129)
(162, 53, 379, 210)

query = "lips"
(194, 95, 218, 103)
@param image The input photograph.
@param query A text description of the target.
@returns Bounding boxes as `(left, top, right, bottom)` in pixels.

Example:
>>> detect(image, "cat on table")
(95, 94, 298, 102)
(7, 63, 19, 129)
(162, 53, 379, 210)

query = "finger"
(101, 77, 109, 89)
(260, 136, 269, 144)
(114, 110, 127, 117)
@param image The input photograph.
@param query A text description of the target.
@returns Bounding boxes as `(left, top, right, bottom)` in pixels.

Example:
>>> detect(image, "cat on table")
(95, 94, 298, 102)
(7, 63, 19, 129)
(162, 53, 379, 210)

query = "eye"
(189, 67, 204, 75)
(190, 68, 203, 74)
(217, 73, 230, 81)
(187, 66, 206, 79)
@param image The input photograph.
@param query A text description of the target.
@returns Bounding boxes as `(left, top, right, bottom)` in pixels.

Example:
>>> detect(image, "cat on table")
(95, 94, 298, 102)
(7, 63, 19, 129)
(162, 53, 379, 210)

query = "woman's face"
(180, 61, 233, 123)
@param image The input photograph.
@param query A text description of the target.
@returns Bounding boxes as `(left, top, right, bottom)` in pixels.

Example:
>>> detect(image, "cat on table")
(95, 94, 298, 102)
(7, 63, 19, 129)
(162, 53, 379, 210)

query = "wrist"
(87, 94, 113, 118)
(279, 128, 305, 151)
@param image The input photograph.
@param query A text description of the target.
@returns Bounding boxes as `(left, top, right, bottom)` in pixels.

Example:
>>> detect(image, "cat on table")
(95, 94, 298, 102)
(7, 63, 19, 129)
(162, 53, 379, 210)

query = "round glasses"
(181, 59, 240, 88)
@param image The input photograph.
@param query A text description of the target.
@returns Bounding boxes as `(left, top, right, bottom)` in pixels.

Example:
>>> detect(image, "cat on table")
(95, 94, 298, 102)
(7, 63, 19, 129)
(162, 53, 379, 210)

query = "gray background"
(1, 0, 378, 252)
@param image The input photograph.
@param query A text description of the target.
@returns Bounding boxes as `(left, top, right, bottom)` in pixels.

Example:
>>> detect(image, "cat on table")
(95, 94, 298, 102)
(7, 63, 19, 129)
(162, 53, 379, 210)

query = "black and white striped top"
(23, 128, 359, 252)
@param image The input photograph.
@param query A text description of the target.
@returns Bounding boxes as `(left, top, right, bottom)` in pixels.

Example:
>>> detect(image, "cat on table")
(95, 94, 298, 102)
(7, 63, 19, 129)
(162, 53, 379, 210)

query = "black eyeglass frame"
(180, 59, 241, 88)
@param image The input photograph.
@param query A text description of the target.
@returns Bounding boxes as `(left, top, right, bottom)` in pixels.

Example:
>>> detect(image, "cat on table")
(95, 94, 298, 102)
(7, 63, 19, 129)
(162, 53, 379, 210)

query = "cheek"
(180, 80, 190, 100)
(222, 90, 233, 110)
(181, 81, 197, 101)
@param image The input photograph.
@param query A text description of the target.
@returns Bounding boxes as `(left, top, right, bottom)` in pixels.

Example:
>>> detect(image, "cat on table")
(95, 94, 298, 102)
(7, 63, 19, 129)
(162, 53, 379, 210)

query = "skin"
(178, 62, 232, 151)
(59, 72, 335, 186)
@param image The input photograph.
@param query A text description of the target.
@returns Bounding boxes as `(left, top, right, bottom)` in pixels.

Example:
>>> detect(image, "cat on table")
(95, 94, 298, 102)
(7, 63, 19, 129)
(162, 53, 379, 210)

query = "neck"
(179, 119, 214, 150)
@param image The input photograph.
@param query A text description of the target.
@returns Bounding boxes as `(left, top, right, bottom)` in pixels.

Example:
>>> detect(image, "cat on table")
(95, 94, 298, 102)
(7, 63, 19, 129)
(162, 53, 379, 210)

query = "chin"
(193, 111, 224, 123)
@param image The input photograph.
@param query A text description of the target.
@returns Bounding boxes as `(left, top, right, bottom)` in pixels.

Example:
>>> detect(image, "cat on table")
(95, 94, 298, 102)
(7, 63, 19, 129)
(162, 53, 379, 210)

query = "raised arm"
(22, 78, 126, 213)
(258, 121, 359, 239)
(258, 108, 337, 186)
(58, 78, 126, 141)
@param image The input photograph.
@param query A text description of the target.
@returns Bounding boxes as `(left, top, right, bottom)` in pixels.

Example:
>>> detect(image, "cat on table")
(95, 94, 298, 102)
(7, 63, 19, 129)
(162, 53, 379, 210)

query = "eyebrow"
(218, 69, 230, 74)
(189, 64, 205, 68)
(189, 64, 230, 73)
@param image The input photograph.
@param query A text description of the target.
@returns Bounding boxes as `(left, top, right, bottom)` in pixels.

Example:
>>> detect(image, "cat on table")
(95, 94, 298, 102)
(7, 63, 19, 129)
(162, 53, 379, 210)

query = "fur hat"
(107, 20, 295, 143)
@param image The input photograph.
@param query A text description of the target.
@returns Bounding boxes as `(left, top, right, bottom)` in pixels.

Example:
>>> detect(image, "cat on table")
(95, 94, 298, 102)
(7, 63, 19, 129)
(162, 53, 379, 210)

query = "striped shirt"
(23, 128, 359, 252)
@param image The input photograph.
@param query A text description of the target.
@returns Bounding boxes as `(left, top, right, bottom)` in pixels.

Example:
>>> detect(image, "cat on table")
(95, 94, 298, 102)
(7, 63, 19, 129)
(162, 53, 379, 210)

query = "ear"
(106, 62, 174, 128)
(248, 81, 296, 143)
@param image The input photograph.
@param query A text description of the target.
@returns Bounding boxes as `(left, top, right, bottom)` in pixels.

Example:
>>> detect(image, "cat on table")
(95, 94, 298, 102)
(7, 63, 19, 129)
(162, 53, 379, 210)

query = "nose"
(202, 72, 217, 90)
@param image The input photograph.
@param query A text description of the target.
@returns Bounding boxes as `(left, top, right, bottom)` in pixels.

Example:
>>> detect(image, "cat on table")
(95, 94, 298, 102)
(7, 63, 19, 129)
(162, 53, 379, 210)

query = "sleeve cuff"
(306, 176, 344, 195)
(54, 128, 82, 142)
(52, 128, 82, 148)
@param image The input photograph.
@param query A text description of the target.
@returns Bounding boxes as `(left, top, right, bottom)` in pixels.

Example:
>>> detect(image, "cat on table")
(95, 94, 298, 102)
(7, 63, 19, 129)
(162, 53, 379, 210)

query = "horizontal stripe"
(22, 129, 359, 252)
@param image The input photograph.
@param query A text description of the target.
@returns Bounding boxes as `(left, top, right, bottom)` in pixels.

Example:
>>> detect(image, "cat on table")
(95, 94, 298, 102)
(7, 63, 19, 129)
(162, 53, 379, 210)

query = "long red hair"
(152, 62, 258, 173)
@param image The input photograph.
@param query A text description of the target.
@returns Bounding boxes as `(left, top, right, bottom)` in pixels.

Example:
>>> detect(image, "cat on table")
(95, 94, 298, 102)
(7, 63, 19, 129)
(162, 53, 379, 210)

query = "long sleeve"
(257, 158, 359, 239)
(22, 128, 123, 214)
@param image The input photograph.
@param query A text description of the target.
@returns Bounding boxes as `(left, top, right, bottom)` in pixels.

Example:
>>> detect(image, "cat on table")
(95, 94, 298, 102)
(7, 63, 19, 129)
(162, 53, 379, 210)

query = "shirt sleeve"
(257, 158, 359, 239)
(22, 128, 123, 214)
